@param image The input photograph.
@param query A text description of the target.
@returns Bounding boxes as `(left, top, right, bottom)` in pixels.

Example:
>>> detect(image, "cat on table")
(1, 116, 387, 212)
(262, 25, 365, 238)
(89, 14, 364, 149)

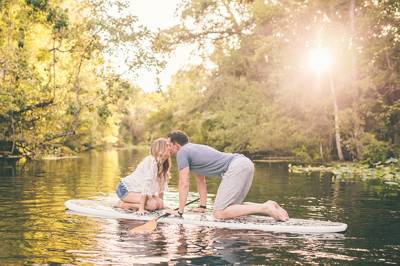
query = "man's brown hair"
(167, 130, 189, 146)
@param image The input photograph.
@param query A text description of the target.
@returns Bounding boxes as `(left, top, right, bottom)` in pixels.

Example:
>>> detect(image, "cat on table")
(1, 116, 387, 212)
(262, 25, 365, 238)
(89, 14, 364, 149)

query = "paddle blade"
(129, 218, 158, 235)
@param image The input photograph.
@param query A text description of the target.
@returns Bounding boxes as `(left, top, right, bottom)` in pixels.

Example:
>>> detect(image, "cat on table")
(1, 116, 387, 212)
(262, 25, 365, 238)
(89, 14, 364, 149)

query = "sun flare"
(308, 47, 332, 72)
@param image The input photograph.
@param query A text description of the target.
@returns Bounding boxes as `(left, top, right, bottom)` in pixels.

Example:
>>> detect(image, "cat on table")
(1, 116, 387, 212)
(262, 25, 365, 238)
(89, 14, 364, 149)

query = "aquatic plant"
(289, 158, 400, 186)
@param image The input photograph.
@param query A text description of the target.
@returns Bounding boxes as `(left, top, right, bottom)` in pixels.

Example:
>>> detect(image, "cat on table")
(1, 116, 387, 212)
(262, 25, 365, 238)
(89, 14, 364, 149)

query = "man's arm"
(196, 175, 207, 207)
(178, 167, 190, 214)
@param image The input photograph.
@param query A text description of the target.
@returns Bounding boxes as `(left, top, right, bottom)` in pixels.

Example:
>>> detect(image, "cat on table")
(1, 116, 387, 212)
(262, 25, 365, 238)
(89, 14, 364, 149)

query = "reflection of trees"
(22, 217, 102, 264)
(169, 164, 292, 206)
(27, 149, 145, 199)
(0, 148, 146, 264)
(246, 167, 291, 203)
(0, 160, 17, 177)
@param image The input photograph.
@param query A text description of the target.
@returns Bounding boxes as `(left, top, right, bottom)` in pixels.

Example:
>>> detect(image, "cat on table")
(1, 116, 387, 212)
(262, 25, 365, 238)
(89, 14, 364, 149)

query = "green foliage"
(2, 0, 400, 163)
(143, 0, 400, 164)
(361, 133, 391, 165)
(26, 0, 48, 11)
(46, 7, 68, 32)
(0, 0, 156, 158)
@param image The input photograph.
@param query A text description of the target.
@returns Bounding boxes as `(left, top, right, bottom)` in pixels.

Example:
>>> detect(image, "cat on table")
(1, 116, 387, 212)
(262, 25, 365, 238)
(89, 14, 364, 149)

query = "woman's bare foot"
(114, 200, 139, 211)
(263, 200, 289, 221)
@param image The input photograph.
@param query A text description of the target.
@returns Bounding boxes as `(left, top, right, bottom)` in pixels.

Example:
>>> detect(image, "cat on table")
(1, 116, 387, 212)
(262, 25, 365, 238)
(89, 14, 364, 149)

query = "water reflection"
(68, 216, 353, 265)
(0, 148, 399, 265)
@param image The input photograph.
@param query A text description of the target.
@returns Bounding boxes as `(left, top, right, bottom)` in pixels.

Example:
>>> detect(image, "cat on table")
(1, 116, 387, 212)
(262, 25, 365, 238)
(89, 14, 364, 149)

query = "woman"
(115, 138, 171, 214)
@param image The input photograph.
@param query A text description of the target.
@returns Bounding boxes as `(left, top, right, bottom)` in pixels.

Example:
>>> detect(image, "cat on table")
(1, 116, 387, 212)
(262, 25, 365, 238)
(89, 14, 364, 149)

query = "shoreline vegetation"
(288, 159, 400, 185)
(37, 144, 149, 160)
(0, 144, 149, 162)
(2, 145, 400, 189)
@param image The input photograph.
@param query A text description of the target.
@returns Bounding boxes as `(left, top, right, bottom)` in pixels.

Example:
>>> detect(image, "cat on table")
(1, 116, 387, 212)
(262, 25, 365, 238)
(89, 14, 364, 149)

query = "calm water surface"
(0, 149, 399, 265)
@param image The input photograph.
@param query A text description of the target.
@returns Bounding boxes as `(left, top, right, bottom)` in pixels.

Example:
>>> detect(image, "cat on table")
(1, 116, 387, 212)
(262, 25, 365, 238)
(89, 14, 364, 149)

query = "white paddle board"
(65, 198, 347, 233)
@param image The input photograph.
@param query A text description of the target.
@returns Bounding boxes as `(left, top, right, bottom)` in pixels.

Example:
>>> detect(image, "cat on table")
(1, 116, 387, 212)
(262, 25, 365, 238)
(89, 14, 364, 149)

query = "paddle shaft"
(156, 197, 200, 221)
(129, 198, 201, 234)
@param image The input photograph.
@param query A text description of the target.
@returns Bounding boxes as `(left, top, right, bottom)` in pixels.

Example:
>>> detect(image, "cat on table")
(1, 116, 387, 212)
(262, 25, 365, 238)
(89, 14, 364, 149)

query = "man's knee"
(213, 209, 226, 219)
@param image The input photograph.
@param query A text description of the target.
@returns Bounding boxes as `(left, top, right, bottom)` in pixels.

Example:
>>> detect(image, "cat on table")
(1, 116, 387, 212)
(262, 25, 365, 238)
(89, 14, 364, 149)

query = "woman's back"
(121, 155, 165, 195)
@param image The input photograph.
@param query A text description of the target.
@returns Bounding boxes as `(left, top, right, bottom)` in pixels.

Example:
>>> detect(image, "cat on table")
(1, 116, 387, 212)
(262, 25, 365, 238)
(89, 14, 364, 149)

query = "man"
(167, 130, 289, 221)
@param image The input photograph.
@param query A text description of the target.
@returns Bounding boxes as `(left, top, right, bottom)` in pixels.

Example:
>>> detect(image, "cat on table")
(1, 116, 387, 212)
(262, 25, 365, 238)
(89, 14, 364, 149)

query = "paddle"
(128, 197, 200, 234)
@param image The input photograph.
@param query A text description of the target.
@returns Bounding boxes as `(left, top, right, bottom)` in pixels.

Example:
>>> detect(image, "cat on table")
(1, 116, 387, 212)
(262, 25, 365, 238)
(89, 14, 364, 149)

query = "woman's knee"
(146, 199, 159, 211)
(157, 198, 164, 209)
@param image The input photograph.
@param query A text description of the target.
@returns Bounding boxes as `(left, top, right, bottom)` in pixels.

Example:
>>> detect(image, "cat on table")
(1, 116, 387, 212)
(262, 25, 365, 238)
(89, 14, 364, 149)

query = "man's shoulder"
(184, 143, 212, 149)
(180, 143, 211, 152)
(177, 145, 189, 157)
(178, 143, 201, 155)
(180, 143, 195, 151)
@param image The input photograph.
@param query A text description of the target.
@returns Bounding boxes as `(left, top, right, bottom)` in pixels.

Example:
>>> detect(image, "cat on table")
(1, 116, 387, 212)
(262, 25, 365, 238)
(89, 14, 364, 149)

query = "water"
(0, 149, 399, 265)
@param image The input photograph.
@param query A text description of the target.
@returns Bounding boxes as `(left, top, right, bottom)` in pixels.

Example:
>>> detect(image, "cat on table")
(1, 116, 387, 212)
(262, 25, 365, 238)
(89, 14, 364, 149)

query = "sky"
(110, 0, 196, 92)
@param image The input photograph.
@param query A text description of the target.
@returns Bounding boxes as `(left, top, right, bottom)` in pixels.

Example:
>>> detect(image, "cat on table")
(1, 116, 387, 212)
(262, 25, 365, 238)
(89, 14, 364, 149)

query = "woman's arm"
(137, 194, 148, 214)
(158, 192, 170, 209)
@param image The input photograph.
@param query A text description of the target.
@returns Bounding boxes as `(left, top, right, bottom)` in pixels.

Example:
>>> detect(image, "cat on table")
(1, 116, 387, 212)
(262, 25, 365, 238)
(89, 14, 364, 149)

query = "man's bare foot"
(263, 200, 289, 221)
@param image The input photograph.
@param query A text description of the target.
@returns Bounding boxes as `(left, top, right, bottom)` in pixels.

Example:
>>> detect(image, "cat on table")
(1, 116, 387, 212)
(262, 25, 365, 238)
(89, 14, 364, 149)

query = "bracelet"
(177, 211, 183, 217)
(199, 205, 206, 209)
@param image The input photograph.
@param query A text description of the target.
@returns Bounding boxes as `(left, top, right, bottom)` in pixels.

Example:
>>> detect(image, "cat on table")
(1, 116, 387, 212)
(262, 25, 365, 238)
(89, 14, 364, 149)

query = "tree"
(0, 0, 158, 157)
(145, 0, 400, 162)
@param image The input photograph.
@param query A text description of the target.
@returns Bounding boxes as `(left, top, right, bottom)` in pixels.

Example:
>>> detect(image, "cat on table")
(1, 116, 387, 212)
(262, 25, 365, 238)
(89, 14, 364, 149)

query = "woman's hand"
(190, 207, 206, 213)
(136, 208, 149, 215)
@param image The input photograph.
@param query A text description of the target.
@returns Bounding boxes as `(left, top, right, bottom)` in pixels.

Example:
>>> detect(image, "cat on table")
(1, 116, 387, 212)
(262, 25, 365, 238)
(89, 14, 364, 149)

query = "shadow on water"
(0, 149, 399, 265)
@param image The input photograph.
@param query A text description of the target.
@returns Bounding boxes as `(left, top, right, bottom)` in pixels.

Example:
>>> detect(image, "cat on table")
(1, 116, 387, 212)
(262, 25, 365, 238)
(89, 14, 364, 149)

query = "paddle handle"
(157, 197, 200, 220)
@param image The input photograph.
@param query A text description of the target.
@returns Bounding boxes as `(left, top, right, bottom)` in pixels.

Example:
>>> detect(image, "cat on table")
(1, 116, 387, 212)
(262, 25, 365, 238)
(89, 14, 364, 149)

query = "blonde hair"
(150, 138, 171, 193)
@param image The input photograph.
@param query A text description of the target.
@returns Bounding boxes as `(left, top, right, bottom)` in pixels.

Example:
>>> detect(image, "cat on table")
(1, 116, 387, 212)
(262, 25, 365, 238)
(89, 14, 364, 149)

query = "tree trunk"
(349, 0, 364, 160)
(329, 72, 344, 161)
(320, 141, 324, 162)
(349, 0, 355, 35)
(53, 37, 56, 98)
(354, 127, 363, 160)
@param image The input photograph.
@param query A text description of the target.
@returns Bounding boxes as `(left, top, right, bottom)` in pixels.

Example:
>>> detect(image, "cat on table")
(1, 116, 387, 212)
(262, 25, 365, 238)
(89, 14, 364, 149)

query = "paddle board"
(65, 198, 347, 233)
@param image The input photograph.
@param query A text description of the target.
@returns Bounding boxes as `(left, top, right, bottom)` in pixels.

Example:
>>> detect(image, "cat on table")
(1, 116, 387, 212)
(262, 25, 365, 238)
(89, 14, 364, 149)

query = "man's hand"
(196, 175, 207, 207)
(178, 167, 190, 213)
(164, 209, 182, 217)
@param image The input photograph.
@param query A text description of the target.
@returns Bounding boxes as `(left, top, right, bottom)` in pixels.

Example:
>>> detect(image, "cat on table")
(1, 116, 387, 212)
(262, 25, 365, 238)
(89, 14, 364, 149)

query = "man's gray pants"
(214, 155, 254, 210)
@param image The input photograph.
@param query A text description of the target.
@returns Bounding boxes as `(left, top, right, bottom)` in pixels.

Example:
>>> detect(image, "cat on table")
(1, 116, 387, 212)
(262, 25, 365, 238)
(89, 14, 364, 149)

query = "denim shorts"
(116, 181, 129, 199)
